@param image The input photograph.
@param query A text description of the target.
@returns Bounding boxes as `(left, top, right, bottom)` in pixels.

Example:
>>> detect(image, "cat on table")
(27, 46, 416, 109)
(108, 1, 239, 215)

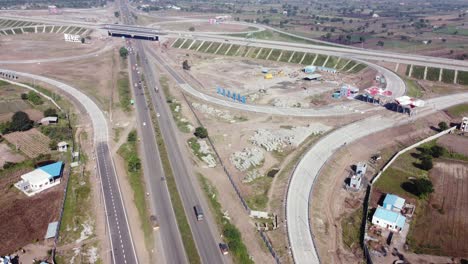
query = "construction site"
(168, 37, 385, 108)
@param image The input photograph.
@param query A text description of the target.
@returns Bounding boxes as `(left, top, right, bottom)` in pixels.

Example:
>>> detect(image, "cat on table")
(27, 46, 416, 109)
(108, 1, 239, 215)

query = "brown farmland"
(409, 161, 468, 257)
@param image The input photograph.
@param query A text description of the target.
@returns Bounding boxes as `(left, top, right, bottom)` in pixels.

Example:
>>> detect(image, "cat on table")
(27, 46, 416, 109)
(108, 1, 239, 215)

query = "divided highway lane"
(137, 41, 227, 264)
(287, 92, 468, 264)
(118, 0, 226, 262)
(0, 69, 138, 264)
(126, 41, 188, 264)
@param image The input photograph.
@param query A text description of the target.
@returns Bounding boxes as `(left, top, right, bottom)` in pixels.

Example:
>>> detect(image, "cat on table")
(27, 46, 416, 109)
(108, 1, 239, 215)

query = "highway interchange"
(1, 4, 468, 264)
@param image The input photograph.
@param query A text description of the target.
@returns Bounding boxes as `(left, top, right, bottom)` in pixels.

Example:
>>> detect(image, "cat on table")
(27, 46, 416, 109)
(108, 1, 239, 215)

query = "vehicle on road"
(150, 215, 160, 230)
(194, 205, 204, 221)
(219, 243, 229, 255)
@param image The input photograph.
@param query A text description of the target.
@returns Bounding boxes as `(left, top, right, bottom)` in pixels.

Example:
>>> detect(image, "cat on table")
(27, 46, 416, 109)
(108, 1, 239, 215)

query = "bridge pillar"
(423, 66, 428, 80)
(454, 70, 458, 84)
(439, 69, 443, 82)
(408, 65, 413, 77)
(395, 63, 399, 72)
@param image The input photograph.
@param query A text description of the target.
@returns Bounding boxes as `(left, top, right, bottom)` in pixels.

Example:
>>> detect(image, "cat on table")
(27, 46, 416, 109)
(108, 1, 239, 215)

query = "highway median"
(142, 75, 201, 264)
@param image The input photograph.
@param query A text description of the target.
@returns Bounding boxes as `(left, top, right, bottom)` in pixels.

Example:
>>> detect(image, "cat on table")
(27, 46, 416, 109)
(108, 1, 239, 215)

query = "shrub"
(188, 26, 195, 32)
(194, 127, 208, 139)
(119, 47, 128, 59)
(44, 108, 57, 117)
(0, 122, 11, 134)
(21, 93, 28, 100)
(438, 121, 448, 131)
(27, 91, 43, 105)
(127, 130, 137, 142)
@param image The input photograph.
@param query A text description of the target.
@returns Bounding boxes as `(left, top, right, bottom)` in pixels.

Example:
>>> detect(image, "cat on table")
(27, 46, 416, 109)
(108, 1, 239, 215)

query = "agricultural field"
(0, 161, 65, 255)
(408, 160, 468, 256)
(3, 128, 51, 158)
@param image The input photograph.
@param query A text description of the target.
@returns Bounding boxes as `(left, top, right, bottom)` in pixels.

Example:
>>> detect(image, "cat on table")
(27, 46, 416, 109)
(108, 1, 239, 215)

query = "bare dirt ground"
(409, 160, 468, 257)
(437, 134, 468, 156)
(168, 49, 376, 109)
(417, 80, 468, 98)
(0, 4, 117, 24)
(0, 142, 25, 167)
(5, 38, 120, 110)
(310, 111, 451, 264)
(0, 33, 107, 61)
(0, 166, 65, 255)
(160, 21, 253, 32)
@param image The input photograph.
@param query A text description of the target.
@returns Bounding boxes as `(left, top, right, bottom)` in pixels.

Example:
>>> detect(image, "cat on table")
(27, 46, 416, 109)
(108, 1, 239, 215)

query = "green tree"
(438, 121, 448, 131)
(10, 111, 33, 132)
(127, 130, 137, 142)
(0, 122, 11, 134)
(49, 140, 58, 150)
(81, 37, 85, 44)
(27, 91, 43, 105)
(420, 156, 433, 171)
(194, 126, 208, 139)
(21, 93, 28, 100)
(119, 47, 128, 59)
(114, 11, 120, 18)
(430, 145, 445, 158)
(128, 154, 141, 172)
(188, 26, 195, 32)
(43, 108, 57, 117)
(413, 178, 434, 198)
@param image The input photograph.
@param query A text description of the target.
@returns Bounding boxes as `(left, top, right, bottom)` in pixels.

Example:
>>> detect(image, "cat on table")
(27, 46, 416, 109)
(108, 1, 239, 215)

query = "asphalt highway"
(126, 41, 188, 264)
(118, 1, 226, 263)
(0, 70, 139, 264)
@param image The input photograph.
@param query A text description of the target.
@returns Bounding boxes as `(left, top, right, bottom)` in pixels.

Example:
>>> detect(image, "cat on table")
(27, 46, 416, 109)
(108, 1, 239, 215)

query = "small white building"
(372, 207, 406, 232)
(383, 194, 405, 212)
(349, 174, 362, 189)
(15, 162, 63, 196)
(461, 117, 468, 132)
(39, 116, 58, 125)
(356, 162, 367, 176)
(57, 141, 68, 152)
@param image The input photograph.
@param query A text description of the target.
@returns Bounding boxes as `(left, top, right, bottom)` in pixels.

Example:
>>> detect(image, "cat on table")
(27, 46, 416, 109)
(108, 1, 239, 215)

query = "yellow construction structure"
(264, 73, 273, 79)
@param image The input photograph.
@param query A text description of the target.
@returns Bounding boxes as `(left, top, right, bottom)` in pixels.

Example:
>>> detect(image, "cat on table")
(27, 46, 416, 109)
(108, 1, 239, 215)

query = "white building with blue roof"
(372, 207, 406, 232)
(383, 194, 405, 212)
(15, 161, 63, 197)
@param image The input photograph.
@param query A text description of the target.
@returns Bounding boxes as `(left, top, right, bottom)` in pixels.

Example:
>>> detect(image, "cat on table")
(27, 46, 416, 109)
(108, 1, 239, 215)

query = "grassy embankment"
(198, 174, 254, 264)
